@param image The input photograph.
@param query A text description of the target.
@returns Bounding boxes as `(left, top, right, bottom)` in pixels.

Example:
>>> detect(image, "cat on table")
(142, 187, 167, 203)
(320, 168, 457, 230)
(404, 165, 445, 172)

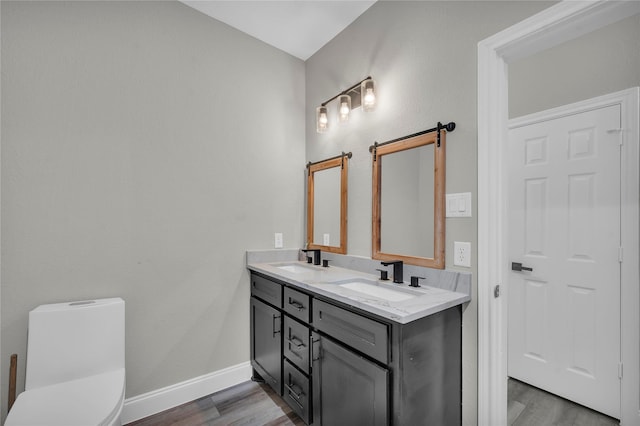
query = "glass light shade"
(361, 79, 376, 112)
(316, 105, 329, 133)
(338, 94, 351, 123)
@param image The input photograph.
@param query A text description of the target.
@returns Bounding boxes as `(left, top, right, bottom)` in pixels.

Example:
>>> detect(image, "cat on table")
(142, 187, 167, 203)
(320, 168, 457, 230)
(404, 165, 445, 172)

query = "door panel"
(312, 332, 388, 426)
(251, 297, 282, 395)
(508, 104, 621, 418)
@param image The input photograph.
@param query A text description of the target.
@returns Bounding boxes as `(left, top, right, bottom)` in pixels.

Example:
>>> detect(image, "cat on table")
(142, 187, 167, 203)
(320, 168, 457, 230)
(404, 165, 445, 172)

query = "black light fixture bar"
(320, 76, 372, 107)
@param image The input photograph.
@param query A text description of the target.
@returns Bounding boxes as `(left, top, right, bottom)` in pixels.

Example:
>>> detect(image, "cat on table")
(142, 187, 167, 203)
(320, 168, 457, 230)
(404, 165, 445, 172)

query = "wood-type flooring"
(128, 377, 620, 425)
(126, 380, 304, 426)
(508, 378, 620, 426)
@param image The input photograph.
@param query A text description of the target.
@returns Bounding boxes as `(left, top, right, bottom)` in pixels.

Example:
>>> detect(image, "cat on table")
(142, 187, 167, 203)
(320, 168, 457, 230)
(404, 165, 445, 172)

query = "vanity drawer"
(284, 287, 311, 323)
(283, 315, 310, 374)
(283, 359, 311, 425)
(251, 273, 282, 308)
(313, 299, 389, 364)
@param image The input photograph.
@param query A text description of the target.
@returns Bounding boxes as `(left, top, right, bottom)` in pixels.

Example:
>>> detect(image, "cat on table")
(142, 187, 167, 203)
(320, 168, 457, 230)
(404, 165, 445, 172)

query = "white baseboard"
(121, 361, 252, 424)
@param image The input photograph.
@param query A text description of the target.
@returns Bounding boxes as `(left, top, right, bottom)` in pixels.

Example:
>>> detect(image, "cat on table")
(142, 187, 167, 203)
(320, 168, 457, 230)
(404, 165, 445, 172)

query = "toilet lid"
(6, 368, 125, 426)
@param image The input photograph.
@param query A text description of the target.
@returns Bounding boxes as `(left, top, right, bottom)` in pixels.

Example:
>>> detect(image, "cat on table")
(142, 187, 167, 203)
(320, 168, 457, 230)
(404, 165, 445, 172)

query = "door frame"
(477, 1, 640, 425)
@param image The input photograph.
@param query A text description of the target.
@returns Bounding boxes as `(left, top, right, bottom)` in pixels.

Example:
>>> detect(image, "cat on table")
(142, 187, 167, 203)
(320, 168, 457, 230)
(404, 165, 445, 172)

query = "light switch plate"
(446, 192, 472, 217)
(454, 241, 471, 267)
(323, 233, 330, 245)
(274, 233, 283, 249)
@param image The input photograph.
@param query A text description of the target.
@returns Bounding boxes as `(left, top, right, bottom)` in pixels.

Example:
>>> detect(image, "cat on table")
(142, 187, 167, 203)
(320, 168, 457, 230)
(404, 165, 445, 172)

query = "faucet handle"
(376, 269, 389, 281)
(322, 259, 331, 268)
(302, 249, 321, 265)
(410, 276, 425, 287)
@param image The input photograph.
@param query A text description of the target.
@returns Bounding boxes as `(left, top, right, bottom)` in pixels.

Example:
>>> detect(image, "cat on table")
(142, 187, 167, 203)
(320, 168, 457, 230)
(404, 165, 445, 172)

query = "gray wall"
(304, 2, 553, 424)
(0, 0, 304, 418)
(509, 13, 640, 118)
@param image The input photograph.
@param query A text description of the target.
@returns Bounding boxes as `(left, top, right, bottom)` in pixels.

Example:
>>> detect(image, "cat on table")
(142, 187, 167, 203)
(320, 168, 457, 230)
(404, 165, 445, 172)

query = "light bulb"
(361, 79, 376, 112)
(338, 94, 351, 124)
(364, 88, 375, 105)
(316, 105, 329, 133)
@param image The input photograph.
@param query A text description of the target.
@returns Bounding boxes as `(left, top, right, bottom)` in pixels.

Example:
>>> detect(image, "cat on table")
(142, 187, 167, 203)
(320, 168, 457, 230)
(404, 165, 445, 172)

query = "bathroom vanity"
(248, 258, 469, 425)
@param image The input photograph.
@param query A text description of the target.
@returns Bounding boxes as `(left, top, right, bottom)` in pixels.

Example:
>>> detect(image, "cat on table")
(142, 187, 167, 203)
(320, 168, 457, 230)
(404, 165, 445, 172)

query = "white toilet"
(5, 298, 126, 426)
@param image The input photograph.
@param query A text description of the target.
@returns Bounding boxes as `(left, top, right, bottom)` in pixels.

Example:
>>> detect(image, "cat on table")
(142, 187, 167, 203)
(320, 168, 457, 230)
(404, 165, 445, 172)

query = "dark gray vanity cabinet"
(250, 275, 283, 395)
(249, 271, 462, 426)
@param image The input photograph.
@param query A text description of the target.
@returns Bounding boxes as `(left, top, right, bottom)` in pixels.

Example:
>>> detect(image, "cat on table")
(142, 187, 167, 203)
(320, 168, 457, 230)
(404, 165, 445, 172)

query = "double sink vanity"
(247, 251, 471, 425)
(247, 124, 470, 424)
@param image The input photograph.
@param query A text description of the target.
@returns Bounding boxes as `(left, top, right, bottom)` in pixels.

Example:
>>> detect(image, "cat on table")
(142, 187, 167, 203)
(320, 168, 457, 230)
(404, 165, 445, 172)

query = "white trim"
(121, 361, 252, 424)
(509, 88, 638, 130)
(619, 87, 640, 426)
(477, 1, 640, 425)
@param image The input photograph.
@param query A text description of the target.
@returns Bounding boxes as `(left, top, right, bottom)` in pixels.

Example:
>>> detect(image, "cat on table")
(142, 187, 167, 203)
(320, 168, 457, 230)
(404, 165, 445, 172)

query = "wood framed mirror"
(371, 124, 453, 268)
(306, 152, 350, 254)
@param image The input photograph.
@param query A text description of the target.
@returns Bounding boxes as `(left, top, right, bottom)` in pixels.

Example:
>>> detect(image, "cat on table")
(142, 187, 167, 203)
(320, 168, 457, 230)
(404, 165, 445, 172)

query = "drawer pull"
(272, 314, 281, 337)
(311, 336, 321, 361)
(286, 336, 305, 349)
(285, 382, 305, 408)
(285, 383, 303, 399)
(289, 299, 305, 311)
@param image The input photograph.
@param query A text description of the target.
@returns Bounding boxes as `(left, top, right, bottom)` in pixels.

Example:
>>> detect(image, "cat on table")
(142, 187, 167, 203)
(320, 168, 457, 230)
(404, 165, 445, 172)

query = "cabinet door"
(312, 332, 388, 426)
(251, 297, 282, 395)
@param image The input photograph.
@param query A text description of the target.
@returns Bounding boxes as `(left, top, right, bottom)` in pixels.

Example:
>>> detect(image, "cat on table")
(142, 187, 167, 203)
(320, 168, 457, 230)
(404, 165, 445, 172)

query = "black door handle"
(512, 262, 533, 272)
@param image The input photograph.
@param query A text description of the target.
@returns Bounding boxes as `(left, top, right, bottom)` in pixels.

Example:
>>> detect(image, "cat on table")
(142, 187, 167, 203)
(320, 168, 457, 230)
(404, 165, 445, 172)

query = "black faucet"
(381, 260, 403, 284)
(410, 276, 425, 288)
(302, 249, 321, 266)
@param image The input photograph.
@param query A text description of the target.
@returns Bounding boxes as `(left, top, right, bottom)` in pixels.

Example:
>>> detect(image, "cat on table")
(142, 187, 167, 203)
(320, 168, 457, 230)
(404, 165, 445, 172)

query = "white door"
(507, 104, 621, 418)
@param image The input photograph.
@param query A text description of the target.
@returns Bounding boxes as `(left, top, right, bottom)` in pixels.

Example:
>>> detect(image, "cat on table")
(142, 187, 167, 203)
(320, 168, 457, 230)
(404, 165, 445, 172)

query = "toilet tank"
(25, 297, 125, 391)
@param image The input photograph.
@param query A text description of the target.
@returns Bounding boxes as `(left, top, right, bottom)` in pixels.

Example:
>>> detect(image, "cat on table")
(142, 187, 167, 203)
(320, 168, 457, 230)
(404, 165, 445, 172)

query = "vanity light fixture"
(316, 76, 376, 133)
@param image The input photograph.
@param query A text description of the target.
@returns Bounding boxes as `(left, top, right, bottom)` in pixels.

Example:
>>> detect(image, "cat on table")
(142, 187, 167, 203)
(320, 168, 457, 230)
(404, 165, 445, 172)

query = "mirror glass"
(372, 130, 446, 268)
(380, 143, 435, 258)
(307, 154, 349, 254)
(313, 167, 341, 247)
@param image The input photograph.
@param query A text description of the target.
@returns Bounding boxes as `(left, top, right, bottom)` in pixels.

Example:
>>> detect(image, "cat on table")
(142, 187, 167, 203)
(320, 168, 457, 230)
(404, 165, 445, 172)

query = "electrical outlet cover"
(454, 241, 471, 267)
(274, 233, 283, 249)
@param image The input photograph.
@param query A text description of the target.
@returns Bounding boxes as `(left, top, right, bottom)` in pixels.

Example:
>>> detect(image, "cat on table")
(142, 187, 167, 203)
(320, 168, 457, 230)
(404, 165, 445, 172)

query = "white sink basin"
(336, 280, 420, 302)
(276, 263, 318, 274)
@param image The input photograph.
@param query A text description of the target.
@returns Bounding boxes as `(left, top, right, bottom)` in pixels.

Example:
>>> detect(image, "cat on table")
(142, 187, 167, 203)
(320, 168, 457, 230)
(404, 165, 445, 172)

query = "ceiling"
(180, 1, 377, 60)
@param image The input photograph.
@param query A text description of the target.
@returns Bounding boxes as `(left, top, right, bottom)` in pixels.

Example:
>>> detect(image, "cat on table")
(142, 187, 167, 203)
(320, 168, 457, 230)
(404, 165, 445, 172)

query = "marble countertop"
(247, 260, 470, 324)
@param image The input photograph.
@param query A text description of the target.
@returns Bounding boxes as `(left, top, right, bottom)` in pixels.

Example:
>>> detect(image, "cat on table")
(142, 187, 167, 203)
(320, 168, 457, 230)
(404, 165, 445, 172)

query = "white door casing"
(477, 2, 640, 425)
(508, 104, 622, 418)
